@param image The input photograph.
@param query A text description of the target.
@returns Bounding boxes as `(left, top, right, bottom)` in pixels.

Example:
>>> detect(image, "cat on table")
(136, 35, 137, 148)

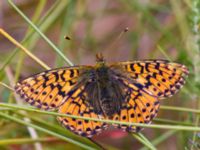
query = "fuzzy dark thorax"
(88, 55, 123, 116)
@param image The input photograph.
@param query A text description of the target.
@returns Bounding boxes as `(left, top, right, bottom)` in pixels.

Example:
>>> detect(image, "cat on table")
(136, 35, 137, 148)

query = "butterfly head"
(96, 53, 106, 67)
(96, 53, 105, 62)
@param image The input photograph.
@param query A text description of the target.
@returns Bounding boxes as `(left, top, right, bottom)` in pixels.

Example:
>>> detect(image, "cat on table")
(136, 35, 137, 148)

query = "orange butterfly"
(15, 53, 189, 137)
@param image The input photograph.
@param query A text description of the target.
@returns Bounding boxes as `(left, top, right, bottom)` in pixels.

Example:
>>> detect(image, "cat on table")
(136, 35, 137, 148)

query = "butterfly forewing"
(109, 60, 189, 98)
(15, 66, 87, 110)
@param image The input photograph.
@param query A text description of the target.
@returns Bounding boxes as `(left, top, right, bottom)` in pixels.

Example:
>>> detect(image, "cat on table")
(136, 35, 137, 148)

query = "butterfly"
(15, 53, 189, 137)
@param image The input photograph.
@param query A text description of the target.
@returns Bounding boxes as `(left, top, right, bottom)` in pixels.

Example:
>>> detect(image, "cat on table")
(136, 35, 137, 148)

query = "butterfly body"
(15, 54, 189, 137)
(87, 61, 124, 116)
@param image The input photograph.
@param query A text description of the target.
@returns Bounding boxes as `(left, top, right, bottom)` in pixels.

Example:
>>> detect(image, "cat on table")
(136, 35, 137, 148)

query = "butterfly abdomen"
(100, 88, 117, 116)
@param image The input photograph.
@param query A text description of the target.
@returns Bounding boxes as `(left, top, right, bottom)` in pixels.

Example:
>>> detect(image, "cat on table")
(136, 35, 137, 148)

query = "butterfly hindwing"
(110, 76, 159, 131)
(57, 87, 107, 137)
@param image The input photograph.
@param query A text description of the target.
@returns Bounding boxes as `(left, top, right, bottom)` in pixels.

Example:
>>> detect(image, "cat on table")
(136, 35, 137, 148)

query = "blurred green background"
(0, 0, 199, 150)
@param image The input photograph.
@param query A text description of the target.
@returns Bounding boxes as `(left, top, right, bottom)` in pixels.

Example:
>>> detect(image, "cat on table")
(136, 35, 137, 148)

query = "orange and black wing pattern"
(15, 67, 82, 110)
(15, 59, 189, 137)
(110, 60, 189, 98)
(15, 66, 108, 137)
(57, 85, 107, 137)
(109, 60, 188, 131)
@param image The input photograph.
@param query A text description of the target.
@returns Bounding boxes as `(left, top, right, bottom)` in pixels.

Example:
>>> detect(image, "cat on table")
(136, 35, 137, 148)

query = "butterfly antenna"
(105, 27, 129, 51)
(64, 34, 89, 56)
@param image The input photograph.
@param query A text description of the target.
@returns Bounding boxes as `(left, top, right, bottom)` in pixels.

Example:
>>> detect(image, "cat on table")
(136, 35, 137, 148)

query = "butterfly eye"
(88, 78, 96, 82)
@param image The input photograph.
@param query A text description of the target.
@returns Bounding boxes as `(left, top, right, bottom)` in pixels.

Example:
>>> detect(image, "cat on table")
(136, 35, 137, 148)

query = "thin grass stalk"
(140, 130, 177, 150)
(0, 1, 62, 72)
(0, 103, 200, 131)
(132, 133, 156, 150)
(13, 110, 104, 148)
(0, 137, 59, 145)
(190, 1, 200, 149)
(5, 66, 43, 150)
(0, 111, 98, 150)
(0, 29, 50, 70)
(7, 0, 73, 66)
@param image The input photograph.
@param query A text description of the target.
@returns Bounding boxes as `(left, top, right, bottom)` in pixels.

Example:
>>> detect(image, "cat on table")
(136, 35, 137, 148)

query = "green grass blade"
(7, 0, 73, 66)
(0, 111, 98, 150)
